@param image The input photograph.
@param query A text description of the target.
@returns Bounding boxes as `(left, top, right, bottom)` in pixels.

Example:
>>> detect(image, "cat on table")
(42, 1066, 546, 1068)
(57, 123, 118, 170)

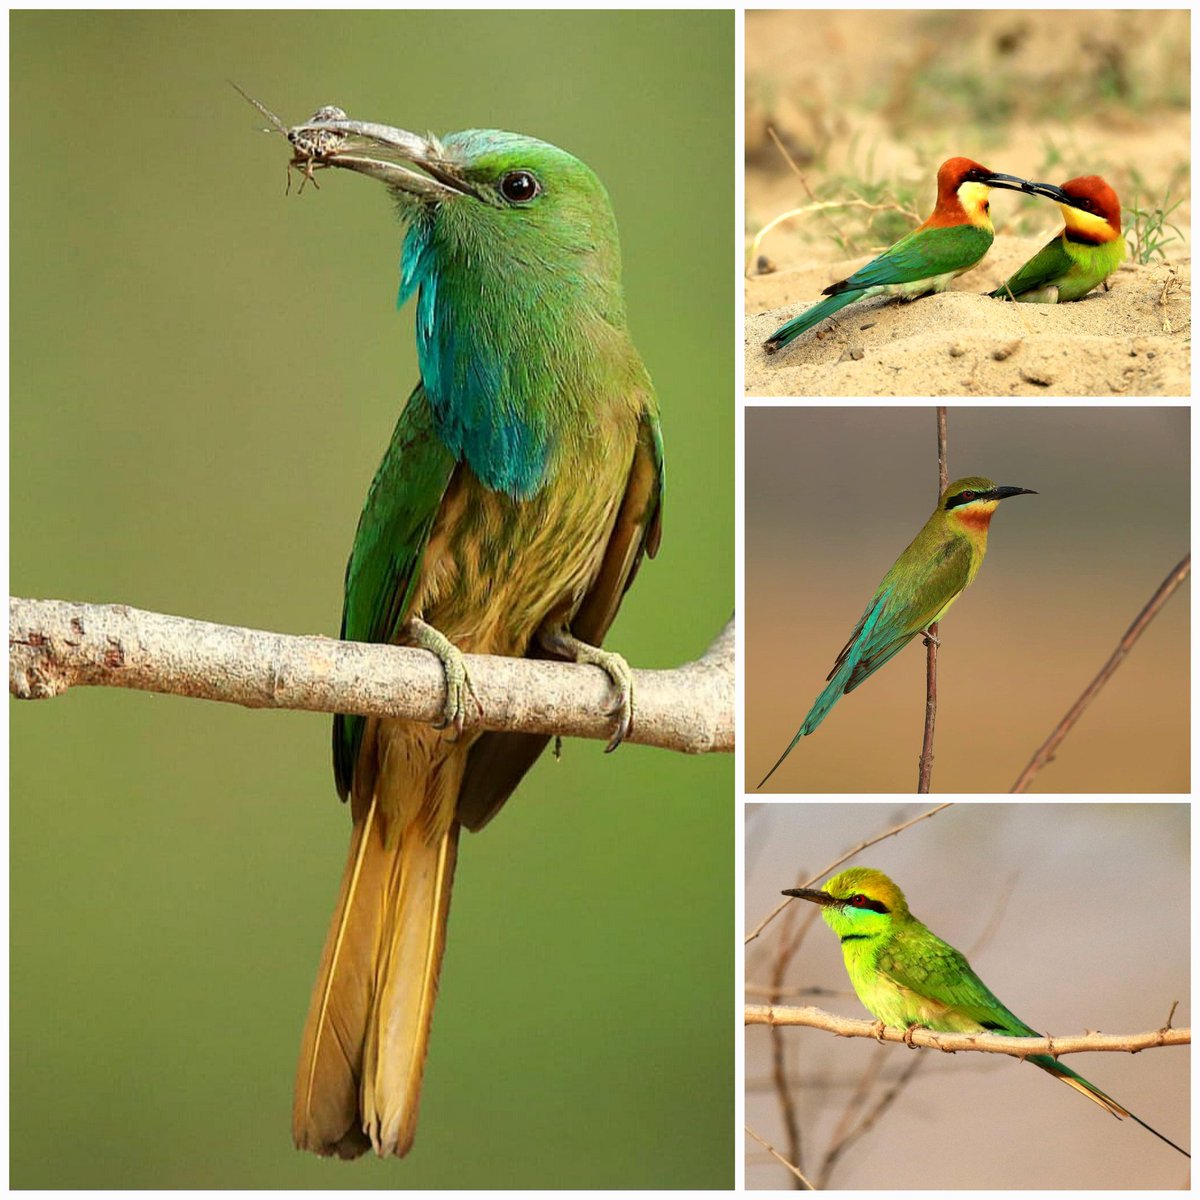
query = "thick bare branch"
(9, 597, 733, 754)
(745, 1004, 1190, 1056)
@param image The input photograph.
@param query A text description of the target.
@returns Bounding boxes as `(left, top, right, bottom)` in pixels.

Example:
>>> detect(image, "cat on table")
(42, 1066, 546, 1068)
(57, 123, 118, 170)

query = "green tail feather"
(1029, 1053, 1189, 1158)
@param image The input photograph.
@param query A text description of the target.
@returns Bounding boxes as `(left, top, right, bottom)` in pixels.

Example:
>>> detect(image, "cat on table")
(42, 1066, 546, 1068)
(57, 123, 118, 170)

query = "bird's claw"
(408, 617, 482, 740)
(870, 1020, 886, 1044)
(921, 628, 941, 649)
(539, 627, 634, 751)
(903, 1023, 919, 1049)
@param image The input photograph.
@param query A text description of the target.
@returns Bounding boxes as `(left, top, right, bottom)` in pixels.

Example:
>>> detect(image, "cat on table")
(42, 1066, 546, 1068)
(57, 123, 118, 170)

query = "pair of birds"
(764, 157, 1126, 352)
(783, 867, 1189, 1158)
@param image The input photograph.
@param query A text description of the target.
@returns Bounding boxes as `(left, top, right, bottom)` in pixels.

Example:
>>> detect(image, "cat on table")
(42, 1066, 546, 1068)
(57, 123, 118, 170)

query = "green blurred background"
(746, 803, 1190, 1189)
(11, 11, 733, 1188)
(747, 407, 1189, 792)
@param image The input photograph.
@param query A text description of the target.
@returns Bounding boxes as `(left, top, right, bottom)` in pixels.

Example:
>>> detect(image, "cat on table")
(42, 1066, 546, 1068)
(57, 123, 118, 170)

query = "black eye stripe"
(945, 489, 988, 509)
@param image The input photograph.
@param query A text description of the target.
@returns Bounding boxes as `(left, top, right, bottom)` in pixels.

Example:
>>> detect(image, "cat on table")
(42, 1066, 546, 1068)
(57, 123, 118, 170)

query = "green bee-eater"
(287, 119, 664, 1157)
(764, 158, 1061, 353)
(758, 477, 1034, 789)
(783, 868, 1189, 1157)
(991, 175, 1126, 303)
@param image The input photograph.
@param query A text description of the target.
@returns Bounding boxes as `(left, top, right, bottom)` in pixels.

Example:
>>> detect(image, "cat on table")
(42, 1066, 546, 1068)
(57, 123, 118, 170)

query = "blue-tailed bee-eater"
(758, 477, 1034, 788)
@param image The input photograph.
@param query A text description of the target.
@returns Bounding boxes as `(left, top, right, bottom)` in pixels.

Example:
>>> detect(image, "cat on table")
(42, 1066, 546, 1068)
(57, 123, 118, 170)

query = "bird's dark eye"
(499, 170, 541, 203)
(961, 490, 976, 501)
(849, 894, 867, 906)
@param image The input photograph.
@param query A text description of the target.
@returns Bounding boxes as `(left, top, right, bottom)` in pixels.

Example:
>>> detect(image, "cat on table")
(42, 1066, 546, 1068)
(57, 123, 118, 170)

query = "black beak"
(781, 886, 837, 908)
(989, 485, 1037, 501)
(982, 171, 1035, 194)
(1015, 179, 1073, 204)
(983, 173, 1070, 204)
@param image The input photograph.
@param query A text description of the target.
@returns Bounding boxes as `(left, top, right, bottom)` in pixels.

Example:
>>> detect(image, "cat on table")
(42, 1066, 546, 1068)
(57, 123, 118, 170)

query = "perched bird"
(990, 175, 1126, 303)
(285, 117, 664, 1157)
(764, 158, 1056, 353)
(783, 867, 1189, 1157)
(758, 477, 1033, 788)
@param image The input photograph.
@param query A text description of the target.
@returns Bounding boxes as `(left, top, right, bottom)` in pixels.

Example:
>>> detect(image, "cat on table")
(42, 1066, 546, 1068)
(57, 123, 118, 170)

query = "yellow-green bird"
(783, 868, 1189, 1157)
(758, 476, 1034, 788)
(990, 175, 1126, 303)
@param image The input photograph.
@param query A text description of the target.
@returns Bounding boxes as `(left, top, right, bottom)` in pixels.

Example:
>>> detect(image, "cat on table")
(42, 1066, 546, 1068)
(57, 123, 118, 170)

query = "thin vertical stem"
(917, 409, 948, 793)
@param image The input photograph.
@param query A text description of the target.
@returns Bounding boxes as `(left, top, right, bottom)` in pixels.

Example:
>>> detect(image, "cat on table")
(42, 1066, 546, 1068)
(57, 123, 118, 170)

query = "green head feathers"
(783, 867, 910, 939)
(939, 477, 1037, 511)
(314, 123, 639, 498)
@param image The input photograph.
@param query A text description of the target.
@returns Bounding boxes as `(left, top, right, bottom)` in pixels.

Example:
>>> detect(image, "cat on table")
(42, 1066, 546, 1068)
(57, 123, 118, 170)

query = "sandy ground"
(746, 248, 1189, 396)
(745, 9, 1191, 397)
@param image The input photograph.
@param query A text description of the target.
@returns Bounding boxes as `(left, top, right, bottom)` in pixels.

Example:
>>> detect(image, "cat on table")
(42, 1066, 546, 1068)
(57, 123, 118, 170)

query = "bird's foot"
(920, 627, 941, 649)
(407, 617, 482, 738)
(903, 1023, 920, 1049)
(870, 1020, 887, 1044)
(539, 625, 633, 751)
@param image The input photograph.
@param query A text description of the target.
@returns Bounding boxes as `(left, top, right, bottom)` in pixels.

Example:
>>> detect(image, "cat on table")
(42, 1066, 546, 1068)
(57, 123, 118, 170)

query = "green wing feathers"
(990, 236, 1072, 299)
(333, 386, 457, 800)
(878, 924, 1033, 1034)
(841, 536, 972, 693)
(832, 224, 993, 293)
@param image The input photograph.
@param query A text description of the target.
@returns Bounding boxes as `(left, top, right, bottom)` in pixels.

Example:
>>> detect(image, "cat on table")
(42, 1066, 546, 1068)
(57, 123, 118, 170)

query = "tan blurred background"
(747, 9, 1190, 266)
(745, 802, 1190, 1189)
(747, 406, 1189, 792)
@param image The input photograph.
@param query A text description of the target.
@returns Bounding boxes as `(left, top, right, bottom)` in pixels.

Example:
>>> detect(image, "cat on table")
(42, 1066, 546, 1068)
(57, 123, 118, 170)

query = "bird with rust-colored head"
(991, 175, 1126, 303)
(764, 158, 1060, 352)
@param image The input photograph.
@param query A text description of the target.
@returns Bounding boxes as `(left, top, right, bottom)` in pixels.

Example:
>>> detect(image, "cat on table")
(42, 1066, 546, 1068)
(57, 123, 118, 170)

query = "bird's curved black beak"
(981, 171, 1035, 194)
(983, 173, 1071, 204)
(988, 485, 1038, 501)
(1014, 179, 1073, 204)
(782, 886, 837, 907)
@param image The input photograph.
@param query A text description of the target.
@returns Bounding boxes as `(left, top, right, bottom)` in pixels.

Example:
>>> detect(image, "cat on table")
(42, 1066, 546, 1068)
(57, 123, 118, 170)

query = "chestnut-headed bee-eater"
(285, 118, 664, 1157)
(758, 477, 1034, 789)
(990, 175, 1126, 303)
(783, 868, 1189, 1157)
(764, 158, 1061, 352)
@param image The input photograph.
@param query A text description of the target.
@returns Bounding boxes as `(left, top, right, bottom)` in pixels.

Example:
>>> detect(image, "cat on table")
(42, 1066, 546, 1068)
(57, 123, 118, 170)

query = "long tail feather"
(764, 290, 860, 352)
(1031, 1054, 1190, 1158)
(756, 597, 886, 788)
(292, 794, 460, 1158)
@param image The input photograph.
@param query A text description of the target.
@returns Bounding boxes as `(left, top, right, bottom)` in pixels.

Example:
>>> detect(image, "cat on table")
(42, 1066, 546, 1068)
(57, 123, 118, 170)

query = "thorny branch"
(1009, 553, 1190, 792)
(8, 598, 734, 754)
(744, 1004, 1191, 1057)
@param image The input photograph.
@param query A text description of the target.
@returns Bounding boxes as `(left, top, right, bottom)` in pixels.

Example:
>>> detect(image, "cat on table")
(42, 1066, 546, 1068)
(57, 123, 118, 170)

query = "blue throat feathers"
(400, 222, 552, 500)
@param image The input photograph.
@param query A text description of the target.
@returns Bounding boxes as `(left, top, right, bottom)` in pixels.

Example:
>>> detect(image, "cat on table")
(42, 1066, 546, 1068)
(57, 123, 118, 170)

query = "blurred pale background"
(10, 11, 733, 1189)
(748, 406, 1189, 792)
(745, 802, 1190, 1189)
(747, 9, 1190, 260)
